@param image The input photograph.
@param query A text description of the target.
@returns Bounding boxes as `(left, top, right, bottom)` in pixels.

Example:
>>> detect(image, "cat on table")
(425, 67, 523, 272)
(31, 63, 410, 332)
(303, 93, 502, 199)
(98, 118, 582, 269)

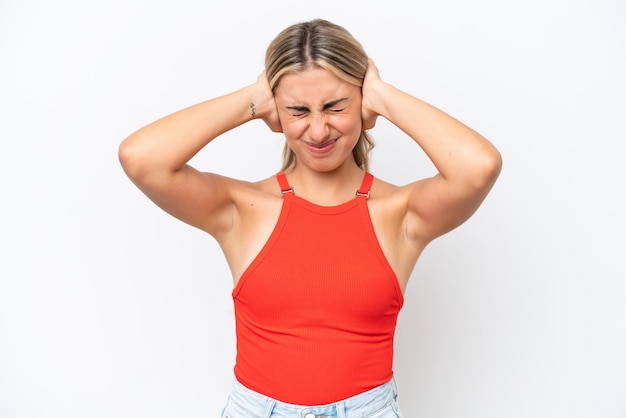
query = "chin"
(308, 158, 353, 174)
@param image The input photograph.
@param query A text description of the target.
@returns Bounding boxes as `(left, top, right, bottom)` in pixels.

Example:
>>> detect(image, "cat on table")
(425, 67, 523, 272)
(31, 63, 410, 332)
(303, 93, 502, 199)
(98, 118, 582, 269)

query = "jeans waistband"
(225, 377, 399, 418)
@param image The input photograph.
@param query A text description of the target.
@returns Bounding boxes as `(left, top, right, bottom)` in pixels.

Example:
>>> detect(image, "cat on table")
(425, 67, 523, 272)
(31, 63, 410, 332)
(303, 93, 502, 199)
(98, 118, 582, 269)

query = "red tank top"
(232, 172, 404, 405)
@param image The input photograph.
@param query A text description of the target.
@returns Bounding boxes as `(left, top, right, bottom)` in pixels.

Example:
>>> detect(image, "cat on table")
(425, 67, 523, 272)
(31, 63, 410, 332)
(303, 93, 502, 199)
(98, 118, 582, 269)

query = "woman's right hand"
(253, 71, 282, 133)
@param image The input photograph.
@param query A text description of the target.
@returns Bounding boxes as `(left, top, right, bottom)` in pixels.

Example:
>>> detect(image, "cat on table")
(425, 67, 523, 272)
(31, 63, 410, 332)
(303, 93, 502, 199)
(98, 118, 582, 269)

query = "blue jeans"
(221, 377, 403, 418)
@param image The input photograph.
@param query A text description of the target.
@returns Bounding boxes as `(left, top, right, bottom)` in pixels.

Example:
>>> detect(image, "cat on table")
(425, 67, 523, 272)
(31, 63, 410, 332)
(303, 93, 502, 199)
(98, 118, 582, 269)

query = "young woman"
(119, 18, 502, 418)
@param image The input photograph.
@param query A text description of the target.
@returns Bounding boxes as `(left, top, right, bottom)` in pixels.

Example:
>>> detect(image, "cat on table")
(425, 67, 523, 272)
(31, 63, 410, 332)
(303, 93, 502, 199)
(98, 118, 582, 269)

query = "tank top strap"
(277, 171, 372, 199)
(356, 172, 374, 199)
(276, 172, 294, 196)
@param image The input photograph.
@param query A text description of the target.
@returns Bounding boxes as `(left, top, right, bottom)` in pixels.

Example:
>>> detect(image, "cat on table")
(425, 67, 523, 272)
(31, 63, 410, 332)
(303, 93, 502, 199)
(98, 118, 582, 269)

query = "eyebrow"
(286, 98, 348, 112)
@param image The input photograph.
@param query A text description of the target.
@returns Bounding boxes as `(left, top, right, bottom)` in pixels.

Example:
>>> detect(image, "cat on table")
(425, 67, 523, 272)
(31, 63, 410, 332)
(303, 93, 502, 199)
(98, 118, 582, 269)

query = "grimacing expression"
(274, 67, 363, 172)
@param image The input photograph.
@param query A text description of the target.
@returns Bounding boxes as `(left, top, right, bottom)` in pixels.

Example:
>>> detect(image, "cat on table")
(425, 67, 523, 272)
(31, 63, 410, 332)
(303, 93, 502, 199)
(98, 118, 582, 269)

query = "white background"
(1, 1, 625, 417)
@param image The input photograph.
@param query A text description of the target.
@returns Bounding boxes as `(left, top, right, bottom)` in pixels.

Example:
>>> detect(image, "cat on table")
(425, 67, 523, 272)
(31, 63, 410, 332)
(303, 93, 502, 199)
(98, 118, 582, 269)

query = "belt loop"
(336, 401, 346, 418)
(262, 399, 276, 418)
(391, 376, 399, 399)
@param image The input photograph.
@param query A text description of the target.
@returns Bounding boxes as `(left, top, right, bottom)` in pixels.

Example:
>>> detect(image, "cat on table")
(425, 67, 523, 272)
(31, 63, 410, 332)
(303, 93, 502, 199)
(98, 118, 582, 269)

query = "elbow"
(485, 144, 503, 178)
(118, 134, 146, 182)
(476, 145, 503, 190)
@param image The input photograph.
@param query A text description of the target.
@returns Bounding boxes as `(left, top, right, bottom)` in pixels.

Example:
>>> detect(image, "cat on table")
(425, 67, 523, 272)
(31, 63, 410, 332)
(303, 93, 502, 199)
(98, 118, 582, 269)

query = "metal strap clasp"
(355, 190, 370, 199)
(280, 187, 295, 197)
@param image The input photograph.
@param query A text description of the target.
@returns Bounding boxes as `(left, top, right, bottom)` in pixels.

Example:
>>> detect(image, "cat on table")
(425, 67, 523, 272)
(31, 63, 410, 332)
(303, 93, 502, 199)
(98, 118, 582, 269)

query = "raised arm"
(362, 59, 502, 242)
(118, 73, 281, 236)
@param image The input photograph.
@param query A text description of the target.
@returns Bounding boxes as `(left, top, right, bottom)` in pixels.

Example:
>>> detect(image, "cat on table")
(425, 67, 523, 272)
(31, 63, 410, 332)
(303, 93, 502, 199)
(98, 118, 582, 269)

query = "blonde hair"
(264, 19, 375, 171)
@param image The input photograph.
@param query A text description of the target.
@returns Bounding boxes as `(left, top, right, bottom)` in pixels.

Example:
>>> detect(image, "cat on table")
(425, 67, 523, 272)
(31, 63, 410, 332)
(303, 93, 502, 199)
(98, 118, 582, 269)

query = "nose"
(308, 113, 330, 143)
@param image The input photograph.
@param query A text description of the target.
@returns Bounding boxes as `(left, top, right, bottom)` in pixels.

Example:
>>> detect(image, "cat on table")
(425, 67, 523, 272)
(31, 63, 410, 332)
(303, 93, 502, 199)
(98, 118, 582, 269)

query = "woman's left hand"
(361, 58, 382, 130)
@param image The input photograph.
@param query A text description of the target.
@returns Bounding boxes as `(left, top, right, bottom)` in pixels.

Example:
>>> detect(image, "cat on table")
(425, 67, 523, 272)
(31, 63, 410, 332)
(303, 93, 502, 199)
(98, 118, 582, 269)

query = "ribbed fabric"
(232, 172, 404, 405)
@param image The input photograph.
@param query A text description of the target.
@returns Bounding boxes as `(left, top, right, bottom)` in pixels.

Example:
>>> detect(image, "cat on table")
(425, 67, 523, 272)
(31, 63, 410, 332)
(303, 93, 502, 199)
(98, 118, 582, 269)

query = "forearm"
(119, 83, 263, 179)
(371, 81, 501, 187)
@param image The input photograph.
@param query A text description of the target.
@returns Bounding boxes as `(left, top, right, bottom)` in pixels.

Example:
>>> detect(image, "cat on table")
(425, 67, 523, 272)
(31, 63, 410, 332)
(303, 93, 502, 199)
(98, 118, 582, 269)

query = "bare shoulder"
(202, 172, 279, 198)
(367, 176, 414, 238)
(368, 176, 432, 237)
(368, 176, 419, 215)
(191, 172, 280, 238)
(225, 173, 282, 203)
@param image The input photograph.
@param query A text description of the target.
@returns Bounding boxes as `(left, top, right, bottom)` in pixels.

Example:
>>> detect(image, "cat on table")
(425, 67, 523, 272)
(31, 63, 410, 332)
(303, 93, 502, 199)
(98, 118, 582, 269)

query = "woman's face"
(274, 67, 362, 173)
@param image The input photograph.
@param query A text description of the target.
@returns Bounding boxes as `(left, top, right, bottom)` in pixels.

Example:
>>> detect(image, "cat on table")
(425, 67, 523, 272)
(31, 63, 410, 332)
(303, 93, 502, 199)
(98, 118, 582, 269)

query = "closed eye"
(323, 98, 348, 112)
(286, 105, 309, 117)
(286, 98, 348, 116)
